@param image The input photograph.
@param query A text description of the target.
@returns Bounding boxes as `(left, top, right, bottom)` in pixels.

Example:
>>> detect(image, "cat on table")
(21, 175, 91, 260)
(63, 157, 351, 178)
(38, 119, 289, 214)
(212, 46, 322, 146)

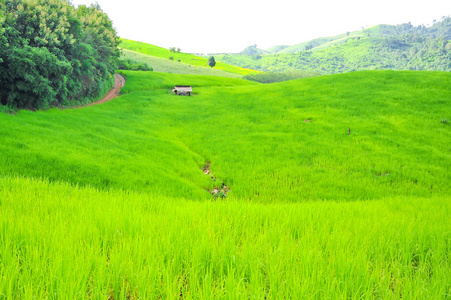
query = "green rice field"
(0, 70, 450, 298)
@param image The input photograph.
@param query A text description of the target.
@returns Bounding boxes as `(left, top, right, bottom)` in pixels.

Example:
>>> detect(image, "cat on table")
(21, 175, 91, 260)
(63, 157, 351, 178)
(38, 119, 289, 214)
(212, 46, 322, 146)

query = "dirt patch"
(203, 161, 230, 199)
(79, 74, 125, 108)
(211, 183, 230, 198)
(203, 162, 211, 175)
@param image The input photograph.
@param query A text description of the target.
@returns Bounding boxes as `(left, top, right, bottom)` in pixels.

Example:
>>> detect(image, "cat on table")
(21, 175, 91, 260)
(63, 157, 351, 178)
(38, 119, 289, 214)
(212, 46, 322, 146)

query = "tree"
(241, 44, 259, 56)
(0, 0, 120, 109)
(208, 56, 216, 68)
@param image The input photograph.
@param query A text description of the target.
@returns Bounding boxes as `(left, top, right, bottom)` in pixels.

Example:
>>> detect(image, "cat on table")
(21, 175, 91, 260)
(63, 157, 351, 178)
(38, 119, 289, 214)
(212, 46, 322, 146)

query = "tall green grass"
(0, 71, 449, 201)
(1, 176, 449, 298)
(0, 70, 450, 298)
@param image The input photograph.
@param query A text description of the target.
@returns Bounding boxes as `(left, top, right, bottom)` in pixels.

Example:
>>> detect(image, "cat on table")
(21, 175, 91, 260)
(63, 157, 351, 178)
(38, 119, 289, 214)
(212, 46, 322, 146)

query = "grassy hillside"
(267, 25, 391, 54)
(219, 36, 451, 73)
(122, 49, 242, 78)
(120, 39, 257, 76)
(0, 71, 450, 298)
(277, 31, 360, 53)
(224, 18, 451, 74)
(266, 45, 290, 53)
(273, 19, 451, 54)
(274, 25, 398, 54)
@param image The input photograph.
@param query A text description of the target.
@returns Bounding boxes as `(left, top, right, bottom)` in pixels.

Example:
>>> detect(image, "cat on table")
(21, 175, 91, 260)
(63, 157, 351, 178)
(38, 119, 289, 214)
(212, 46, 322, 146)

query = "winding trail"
(80, 74, 125, 108)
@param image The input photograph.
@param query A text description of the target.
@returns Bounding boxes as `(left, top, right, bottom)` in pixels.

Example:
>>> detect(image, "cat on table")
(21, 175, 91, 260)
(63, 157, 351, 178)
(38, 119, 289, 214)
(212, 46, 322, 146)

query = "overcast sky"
(70, 0, 451, 54)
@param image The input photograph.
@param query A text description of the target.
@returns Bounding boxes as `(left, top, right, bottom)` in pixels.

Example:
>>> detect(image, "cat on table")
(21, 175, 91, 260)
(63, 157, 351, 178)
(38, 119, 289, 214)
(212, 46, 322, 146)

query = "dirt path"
(80, 74, 125, 108)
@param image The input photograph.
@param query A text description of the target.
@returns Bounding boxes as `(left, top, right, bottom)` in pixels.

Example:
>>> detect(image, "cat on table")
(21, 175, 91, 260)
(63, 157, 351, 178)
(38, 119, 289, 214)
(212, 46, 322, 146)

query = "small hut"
(172, 85, 192, 96)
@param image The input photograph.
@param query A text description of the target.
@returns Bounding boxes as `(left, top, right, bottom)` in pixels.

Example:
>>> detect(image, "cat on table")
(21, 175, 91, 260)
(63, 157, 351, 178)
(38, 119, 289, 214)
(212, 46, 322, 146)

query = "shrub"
(117, 58, 153, 71)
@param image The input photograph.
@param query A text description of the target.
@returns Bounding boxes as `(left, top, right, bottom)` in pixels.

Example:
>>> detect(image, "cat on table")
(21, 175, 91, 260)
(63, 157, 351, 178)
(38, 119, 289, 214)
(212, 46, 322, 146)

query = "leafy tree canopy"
(0, 0, 120, 109)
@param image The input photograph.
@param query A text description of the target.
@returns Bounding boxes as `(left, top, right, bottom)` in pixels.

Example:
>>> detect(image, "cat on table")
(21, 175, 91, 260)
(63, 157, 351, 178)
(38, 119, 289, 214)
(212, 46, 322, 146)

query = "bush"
(117, 58, 153, 71)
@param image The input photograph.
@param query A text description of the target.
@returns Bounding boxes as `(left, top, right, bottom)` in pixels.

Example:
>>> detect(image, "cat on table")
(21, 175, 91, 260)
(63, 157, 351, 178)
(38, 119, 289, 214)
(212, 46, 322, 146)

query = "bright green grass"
(120, 39, 258, 76)
(1, 176, 449, 298)
(122, 49, 242, 78)
(0, 70, 450, 298)
(2, 71, 449, 201)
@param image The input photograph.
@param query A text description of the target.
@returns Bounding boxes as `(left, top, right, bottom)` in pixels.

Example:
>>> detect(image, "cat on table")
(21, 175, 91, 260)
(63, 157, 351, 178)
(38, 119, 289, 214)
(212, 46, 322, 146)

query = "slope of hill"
(277, 31, 359, 53)
(272, 18, 451, 54)
(1, 70, 450, 297)
(121, 49, 242, 78)
(266, 45, 290, 53)
(120, 39, 258, 76)
(220, 17, 451, 74)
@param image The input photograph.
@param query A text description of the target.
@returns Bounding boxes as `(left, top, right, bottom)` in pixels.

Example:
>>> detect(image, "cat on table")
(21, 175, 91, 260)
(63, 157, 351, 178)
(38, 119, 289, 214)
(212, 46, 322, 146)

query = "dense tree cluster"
(0, 0, 120, 109)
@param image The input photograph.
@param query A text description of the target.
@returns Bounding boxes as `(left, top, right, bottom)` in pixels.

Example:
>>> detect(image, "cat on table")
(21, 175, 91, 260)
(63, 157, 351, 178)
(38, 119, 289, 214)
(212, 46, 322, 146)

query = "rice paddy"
(0, 70, 450, 298)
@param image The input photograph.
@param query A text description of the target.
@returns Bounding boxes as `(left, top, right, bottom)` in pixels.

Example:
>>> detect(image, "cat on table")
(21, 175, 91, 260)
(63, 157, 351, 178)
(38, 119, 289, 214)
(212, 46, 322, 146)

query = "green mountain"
(270, 19, 451, 54)
(219, 17, 451, 74)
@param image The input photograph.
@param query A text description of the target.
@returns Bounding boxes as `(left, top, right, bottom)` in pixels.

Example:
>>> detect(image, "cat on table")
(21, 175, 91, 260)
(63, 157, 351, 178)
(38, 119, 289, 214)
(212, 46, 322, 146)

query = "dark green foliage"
(117, 57, 153, 71)
(243, 70, 321, 83)
(208, 56, 216, 68)
(0, 0, 120, 109)
(4, 45, 72, 108)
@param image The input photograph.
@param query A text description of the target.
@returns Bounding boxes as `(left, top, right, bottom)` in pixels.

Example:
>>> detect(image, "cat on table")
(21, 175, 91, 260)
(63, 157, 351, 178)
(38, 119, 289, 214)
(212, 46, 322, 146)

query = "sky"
(70, 0, 451, 54)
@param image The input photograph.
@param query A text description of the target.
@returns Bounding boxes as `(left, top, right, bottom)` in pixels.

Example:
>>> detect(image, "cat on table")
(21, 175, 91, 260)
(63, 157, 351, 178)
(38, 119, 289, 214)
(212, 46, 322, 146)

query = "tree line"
(0, 0, 121, 109)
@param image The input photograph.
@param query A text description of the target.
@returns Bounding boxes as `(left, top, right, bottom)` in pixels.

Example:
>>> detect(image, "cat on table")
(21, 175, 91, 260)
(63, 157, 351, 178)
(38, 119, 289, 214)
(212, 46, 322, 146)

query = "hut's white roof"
(173, 85, 192, 92)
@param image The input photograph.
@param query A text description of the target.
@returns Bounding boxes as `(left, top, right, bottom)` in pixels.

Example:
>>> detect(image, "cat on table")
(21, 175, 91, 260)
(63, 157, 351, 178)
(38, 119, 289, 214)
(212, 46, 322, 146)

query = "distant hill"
(219, 17, 451, 74)
(266, 45, 290, 53)
(239, 44, 270, 56)
(276, 31, 359, 53)
(270, 19, 451, 54)
(120, 39, 257, 76)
